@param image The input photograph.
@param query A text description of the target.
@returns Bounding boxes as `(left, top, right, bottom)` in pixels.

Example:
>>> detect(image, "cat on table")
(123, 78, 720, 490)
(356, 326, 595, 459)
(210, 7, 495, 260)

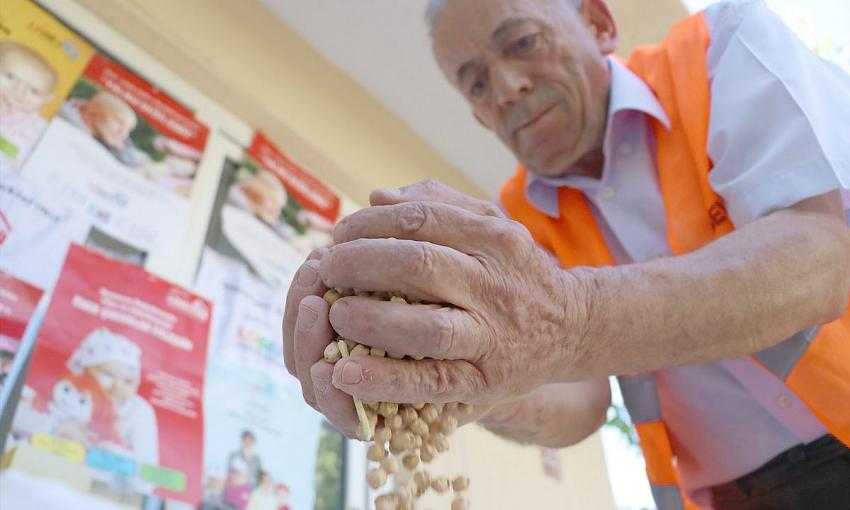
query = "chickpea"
(378, 402, 399, 418)
(410, 418, 429, 437)
(400, 406, 418, 427)
(380, 455, 399, 475)
(374, 426, 392, 444)
(452, 475, 470, 492)
(420, 443, 437, 463)
(374, 494, 398, 510)
(323, 342, 341, 363)
(451, 496, 469, 510)
(367, 443, 387, 462)
(420, 403, 439, 424)
(322, 289, 342, 304)
(430, 477, 450, 494)
(390, 431, 414, 453)
(430, 433, 450, 453)
(402, 452, 420, 470)
(387, 414, 404, 431)
(350, 344, 370, 357)
(440, 415, 459, 436)
(367, 467, 387, 490)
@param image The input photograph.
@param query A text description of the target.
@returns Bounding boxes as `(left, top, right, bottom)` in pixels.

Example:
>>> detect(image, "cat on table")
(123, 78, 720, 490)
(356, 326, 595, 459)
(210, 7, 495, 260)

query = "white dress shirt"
(521, 0, 849, 503)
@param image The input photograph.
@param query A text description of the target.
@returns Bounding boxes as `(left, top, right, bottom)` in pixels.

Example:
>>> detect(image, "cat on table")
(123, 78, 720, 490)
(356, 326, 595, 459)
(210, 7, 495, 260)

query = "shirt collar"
(524, 57, 670, 218)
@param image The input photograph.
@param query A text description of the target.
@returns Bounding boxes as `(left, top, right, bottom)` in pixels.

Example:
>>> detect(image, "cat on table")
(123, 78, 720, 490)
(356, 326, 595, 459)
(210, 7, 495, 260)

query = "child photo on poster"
(56, 53, 209, 198)
(0, 0, 94, 171)
(8, 244, 211, 506)
(201, 133, 340, 288)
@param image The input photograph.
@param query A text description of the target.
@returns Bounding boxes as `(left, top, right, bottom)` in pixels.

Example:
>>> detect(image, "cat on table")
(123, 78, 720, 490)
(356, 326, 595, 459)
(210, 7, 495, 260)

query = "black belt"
(710, 435, 850, 501)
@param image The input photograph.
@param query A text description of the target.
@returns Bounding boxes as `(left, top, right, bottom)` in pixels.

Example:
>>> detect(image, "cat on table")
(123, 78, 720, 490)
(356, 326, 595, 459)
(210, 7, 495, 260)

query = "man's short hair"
(425, 0, 583, 34)
(241, 429, 256, 441)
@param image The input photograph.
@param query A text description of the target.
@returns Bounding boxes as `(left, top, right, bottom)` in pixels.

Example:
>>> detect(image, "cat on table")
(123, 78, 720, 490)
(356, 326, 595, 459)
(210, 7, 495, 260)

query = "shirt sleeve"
(704, 0, 850, 226)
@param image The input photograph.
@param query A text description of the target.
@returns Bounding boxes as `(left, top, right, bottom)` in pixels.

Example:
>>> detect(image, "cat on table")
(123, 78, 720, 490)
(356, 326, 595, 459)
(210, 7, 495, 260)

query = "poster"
(0, 0, 94, 171)
(201, 133, 339, 288)
(8, 244, 211, 506)
(195, 134, 345, 510)
(16, 52, 210, 276)
(56, 53, 210, 198)
(0, 168, 91, 290)
(197, 251, 321, 510)
(0, 269, 43, 391)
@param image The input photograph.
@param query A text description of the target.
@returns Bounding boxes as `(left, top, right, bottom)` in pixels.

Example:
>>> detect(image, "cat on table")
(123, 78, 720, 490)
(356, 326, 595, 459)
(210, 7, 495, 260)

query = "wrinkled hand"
(282, 181, 510, 437)
(320, 180, 584, 410)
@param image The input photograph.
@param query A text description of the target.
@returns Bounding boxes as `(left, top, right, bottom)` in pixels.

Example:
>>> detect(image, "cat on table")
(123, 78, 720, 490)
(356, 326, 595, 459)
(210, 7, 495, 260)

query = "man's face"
(88, 360, 139, 405)
(432, 0, 615, 178)
(0, 50, 55, 116)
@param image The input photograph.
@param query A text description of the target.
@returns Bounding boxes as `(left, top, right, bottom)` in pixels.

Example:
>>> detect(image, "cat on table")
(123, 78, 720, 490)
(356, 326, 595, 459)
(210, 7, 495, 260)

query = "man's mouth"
(515, 101, 560, 136)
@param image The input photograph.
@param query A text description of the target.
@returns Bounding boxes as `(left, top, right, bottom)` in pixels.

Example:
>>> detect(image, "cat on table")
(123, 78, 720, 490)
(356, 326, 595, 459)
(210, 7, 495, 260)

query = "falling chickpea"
(367, 467, 387, 490)
(322, 289, 472, 509)
(431, 477, 450, 494)
(452, 475, 470, 492)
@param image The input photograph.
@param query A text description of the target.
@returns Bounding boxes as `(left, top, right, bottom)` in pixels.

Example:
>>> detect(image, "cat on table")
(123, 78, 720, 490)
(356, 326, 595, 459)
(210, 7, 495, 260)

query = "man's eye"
(511, 34, 540, 55)
(470, 80, 486, 98)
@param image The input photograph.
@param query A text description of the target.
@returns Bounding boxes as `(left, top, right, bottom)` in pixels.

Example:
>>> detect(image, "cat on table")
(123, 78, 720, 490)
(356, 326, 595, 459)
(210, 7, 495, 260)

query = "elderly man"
(283, 1, 850, 508)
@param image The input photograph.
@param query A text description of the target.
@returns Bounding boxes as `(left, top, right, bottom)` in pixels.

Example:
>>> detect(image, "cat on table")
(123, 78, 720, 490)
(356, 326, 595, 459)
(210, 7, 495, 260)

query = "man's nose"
(491, 63, 533, 109)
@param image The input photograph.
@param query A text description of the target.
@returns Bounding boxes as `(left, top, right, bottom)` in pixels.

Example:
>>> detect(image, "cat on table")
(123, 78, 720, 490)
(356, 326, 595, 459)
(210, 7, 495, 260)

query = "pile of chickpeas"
(323, 289, 471, 510)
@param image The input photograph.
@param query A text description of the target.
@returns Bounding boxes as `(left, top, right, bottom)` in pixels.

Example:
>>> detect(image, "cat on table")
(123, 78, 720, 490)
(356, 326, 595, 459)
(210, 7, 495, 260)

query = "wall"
(609, 0, 689, 55)
(410, 426, 616, 509)
(53, 0, 485, 205)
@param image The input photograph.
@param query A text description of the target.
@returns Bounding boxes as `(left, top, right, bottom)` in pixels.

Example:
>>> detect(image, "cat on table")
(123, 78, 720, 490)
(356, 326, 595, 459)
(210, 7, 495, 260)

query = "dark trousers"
(710, 435, 850, 510)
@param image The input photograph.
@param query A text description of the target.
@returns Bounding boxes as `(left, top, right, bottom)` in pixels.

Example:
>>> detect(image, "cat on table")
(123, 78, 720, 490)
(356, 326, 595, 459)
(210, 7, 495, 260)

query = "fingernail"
(380, 187, 403, 198)
(297, 303, 318, 330)
(297, 261, 319, 286)
(340, 360, 363, 385)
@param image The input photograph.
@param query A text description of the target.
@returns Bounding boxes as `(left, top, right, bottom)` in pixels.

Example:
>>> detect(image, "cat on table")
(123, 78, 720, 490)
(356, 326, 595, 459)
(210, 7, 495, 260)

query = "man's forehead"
(432, 0, 552, 73)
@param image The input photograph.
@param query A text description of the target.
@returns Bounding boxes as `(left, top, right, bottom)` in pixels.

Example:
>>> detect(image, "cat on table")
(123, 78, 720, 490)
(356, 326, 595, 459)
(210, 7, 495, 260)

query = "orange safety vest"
(500, 11, 850, 510)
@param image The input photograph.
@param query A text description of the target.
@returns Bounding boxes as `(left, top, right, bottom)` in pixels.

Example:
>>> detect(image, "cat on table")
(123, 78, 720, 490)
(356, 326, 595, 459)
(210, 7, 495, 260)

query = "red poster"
(247, 132, 340, 224)
(0, 269, 43, 347)
(10, 244, 211, 505)
(82, 54, 208, 154)
(0, 269, 43, 388)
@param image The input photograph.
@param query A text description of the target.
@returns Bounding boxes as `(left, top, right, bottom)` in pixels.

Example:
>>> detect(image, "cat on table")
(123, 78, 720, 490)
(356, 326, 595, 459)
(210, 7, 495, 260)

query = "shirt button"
(777, 394, 791, 409)
(599, 187, 616, 200)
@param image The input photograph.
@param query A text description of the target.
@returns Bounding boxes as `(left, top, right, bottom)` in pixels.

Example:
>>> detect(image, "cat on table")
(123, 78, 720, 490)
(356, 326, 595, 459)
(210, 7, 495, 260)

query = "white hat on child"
(67, 328, 142, 377)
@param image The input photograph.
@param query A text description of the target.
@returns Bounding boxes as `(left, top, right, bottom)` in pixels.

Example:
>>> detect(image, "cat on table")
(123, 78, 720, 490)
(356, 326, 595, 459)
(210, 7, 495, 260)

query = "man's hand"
(282, 248, 363, 438)
(321, 180, 588, 407)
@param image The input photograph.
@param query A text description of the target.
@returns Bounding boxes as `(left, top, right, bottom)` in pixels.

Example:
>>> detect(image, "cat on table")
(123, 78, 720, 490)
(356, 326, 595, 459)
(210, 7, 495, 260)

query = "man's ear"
(579, 0, 619, 55)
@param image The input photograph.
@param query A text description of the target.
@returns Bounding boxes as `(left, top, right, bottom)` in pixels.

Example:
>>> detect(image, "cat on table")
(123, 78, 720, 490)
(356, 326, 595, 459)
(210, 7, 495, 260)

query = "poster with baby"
(0, 0, 94, 171)
(17, 53, 210, 275)
(55, 53, 210, 198)
(8, 243, 211, 506)
(0, 269, 43, 391)
(200, 132, 340, 288)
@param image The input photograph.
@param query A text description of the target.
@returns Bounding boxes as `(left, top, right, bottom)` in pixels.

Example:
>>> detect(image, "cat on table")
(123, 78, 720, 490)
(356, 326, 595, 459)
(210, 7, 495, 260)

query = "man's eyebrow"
(455, 17, 538, 84)
(492, 17, 538, 45)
